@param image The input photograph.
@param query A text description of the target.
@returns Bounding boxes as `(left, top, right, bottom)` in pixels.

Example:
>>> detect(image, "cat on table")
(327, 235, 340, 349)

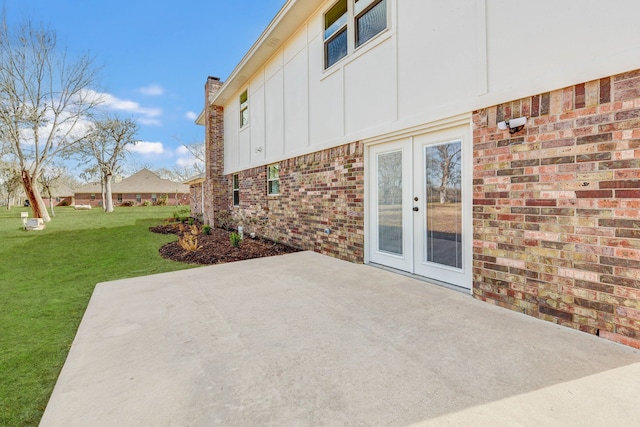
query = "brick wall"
(225, 142, 365, 262)
(204, 76, 225, 226)
(473, 69, 640, 349)
(74, 192, 187, 207)
(189, 183, 203, 219)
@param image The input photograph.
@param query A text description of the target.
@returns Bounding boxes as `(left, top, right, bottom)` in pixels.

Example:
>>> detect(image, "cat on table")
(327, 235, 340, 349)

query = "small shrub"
(203, 225, 212, 235)
(58, 200, 69, 206)
(120, 201, 134, 207)
(143, 200, 152, 207)
(188, 217, 194, 226)
(154, 194, 168, 206)
(178, 233, 201, 252)
(216, 210, 234, 231)
(229, 232, 241, 248)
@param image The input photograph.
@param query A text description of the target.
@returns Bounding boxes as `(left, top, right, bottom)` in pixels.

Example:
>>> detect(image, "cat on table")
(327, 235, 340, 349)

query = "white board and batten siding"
(221, 0, 640, 174)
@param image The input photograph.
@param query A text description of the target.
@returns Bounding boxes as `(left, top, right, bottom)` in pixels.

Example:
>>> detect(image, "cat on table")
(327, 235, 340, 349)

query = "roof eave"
(209, 0, 320, 108)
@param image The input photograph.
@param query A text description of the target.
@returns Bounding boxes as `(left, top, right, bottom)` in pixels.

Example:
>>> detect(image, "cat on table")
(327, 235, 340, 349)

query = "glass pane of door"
(377, 150, 403, 255)
(423, 140, 462, 268)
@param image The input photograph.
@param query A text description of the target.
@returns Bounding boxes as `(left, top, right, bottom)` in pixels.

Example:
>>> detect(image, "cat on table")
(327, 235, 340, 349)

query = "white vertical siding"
(220, 0, 640, 173)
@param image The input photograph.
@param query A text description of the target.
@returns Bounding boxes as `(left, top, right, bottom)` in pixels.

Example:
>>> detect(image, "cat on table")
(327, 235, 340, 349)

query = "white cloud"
(82, 89, 163, 126)
(138, 117, 163, 127)
(185, 111, 198, 121)
(138, 84, 165, 96)
(176, 145, 190, 156)
(128, 141, 165, 155)
(177, 157, 202, 168)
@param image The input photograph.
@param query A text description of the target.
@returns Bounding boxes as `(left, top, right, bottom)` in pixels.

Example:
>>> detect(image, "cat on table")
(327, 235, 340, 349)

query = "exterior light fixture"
(497, 116, 527, 134)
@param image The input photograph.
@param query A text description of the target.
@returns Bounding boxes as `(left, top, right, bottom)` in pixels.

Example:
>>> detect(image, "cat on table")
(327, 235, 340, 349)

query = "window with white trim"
(267, 164, 280, 195)
(233, 174, 240, 206)
(355, 0, 387, 47)
(239, 90, 248, 128)
(324, 0, 388, 69)
(324, 0, 348, 69)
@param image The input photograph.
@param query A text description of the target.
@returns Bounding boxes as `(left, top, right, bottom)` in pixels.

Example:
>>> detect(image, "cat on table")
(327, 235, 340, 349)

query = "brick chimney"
(203, 76, 226, 226)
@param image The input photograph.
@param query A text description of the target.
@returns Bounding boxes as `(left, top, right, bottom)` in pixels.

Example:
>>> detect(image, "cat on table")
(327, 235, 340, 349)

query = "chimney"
(206, 76, 223, 105)
(203, 76, 226, 227)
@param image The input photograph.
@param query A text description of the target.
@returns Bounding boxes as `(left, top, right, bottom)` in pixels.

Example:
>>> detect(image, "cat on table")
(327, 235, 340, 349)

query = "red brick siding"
(473, 69, 640, 349)
(74, 192, 187, 207)
(204, 77, 226, 226)
(225, 143, 365, 262)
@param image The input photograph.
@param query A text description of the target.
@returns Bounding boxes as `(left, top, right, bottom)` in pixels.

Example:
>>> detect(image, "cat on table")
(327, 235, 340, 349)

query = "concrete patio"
(41, 251, 640, 426)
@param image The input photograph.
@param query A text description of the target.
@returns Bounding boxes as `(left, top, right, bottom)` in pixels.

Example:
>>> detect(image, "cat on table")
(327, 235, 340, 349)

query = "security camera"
(508, 117, 527, 128)
(498, 116, 527, 134)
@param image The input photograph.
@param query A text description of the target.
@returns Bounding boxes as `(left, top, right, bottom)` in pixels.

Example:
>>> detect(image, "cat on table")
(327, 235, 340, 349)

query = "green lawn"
(0, 206, 196, 426)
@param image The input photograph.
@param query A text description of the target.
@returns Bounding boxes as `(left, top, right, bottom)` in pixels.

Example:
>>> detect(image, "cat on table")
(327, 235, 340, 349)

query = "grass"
(0, 206, 196, 426)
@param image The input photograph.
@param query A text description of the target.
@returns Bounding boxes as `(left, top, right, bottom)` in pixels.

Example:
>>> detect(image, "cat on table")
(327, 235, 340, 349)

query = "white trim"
(364, 117, 473, 292)
(363, 112, 472, 146)
(476, 0, 488, 95)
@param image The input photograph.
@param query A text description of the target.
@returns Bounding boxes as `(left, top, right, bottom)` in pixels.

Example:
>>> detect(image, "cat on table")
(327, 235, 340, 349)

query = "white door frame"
(364, 114, 473, 291)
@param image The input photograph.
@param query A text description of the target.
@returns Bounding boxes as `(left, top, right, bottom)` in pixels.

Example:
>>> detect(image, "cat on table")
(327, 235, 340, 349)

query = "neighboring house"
(47, 184, 75, 207)
(75, 169, 189, 207)
(196, 0, 640, 348)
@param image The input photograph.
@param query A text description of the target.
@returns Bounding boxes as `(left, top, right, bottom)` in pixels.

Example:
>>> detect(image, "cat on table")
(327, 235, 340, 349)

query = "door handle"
(413, 206, 419, 212)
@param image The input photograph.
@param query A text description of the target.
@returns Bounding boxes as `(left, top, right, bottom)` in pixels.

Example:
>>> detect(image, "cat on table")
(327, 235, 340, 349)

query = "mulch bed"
(150, 223, 301, 265)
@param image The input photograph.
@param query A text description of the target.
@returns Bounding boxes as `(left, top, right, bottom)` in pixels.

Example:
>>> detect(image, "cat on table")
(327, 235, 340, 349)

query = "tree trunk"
(104, 173, 114, 213)
(439, 189, 447, 204)
(21, 170, 51, 222)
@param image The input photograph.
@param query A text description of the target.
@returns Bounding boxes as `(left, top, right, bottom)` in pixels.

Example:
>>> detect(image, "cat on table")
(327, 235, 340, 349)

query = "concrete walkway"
(41, 251, 640, 426)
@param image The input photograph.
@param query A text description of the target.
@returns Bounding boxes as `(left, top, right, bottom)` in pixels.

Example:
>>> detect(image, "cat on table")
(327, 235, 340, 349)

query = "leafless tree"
(426, 144, 461, 204)
(0, 14, 101, 221)
(39, 166, 64, 217)
(75, 115, 138, 212)
(180, 141, 205, 170)
(0, 158, 22, 208)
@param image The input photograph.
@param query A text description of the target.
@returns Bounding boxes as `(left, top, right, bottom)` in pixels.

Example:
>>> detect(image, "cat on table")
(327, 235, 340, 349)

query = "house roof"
(183, 174, 205, 185)
(51, 184, 76, 198)
(75, 169, 189, 194)
(196, 0, 318, 125)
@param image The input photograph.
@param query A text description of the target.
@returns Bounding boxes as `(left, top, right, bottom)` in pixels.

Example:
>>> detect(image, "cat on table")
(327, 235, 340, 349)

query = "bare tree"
(0, 15, 101, 221)
(39, 167, 62, 217)
(426, 144, 461, 204)
(0, 158, 22, 208)
(180, 141, 205, 173)
(76, 115, 138, 212)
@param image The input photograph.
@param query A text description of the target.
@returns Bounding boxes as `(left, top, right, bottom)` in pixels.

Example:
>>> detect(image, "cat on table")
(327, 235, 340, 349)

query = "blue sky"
(2, 0, 285, 174)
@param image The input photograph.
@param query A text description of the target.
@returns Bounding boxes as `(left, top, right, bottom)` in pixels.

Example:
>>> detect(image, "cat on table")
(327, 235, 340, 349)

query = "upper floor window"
(355, 0, 387, 47)
(324, 0, 387, 70)
(324, 0, 348, 69)
(267, 164, 280, 195)
(239, 90, 248, 128)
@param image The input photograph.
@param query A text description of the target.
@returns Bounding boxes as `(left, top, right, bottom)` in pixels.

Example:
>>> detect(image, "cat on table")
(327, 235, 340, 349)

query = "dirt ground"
(150, 224, 300, 265)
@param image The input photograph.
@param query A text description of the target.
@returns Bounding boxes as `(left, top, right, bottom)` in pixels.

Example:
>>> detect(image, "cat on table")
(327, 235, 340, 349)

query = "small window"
(267, 164, 280, 195)
(90, 193, 95, 200)
(355, 0, 387, 47)
(233, 174, 240, 206)
(324, 0, 348, 69)
(136, 194, 141, 203)
(117, 194, 122, 202)
(240, 90, 248, 127)
(151, 193, 157, 203)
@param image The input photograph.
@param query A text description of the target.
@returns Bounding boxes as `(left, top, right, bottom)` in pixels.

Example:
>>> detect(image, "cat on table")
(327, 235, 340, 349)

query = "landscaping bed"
(150, 224, 301, 265)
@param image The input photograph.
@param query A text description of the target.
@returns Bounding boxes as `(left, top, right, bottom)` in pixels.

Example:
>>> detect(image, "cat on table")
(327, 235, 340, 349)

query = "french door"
(368, 125, 471, 289)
